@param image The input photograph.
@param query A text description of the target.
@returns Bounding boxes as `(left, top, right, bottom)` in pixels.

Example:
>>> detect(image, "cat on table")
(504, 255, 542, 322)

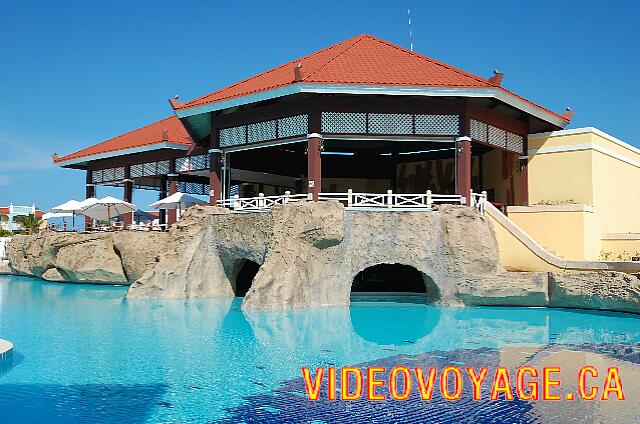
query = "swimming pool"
(0, 275, 638, 423)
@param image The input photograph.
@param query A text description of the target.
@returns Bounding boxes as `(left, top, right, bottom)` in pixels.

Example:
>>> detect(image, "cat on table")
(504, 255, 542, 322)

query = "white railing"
(217, 191, 310, 211)
(216, 189, 488, 214)
(319, 190, 465, 209)
(469, 189, 488, 215)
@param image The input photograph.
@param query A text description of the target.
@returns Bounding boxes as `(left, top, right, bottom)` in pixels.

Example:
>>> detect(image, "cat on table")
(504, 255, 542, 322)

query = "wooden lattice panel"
(368, 113, 413, 134)
(415, 114, 459, 135)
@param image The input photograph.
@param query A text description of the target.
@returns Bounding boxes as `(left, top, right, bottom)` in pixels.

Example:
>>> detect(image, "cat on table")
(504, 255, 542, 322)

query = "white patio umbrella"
(79, 196, 136, 222)
(50, 199, 83, 213)
(49, 199, 84, 228)
(149, 192, 206, 222)
(149, 192, 206, 210)
(76, 197, 100, 210)
(42, 212, 73, 220)
(73, 198, 100, 230)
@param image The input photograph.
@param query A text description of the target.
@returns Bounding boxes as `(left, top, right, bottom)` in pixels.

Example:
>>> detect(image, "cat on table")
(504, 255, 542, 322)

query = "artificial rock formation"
(6, 202, 640, 314)
(0, 260, 11, 275)
(548, 271, 640, 314)
(127, 202, 502, 308)
(7, 231, 168, 284)
(129, 202, 640, 314)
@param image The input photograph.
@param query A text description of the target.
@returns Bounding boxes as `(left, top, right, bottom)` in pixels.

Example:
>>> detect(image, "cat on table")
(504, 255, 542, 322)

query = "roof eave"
(174, 84, 569, 129)
(53, 142, 189, 168)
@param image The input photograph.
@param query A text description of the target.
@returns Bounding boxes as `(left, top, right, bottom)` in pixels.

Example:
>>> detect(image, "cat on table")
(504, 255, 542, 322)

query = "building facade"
(508, 127, 640, 261)
(53, 34, 570, 229)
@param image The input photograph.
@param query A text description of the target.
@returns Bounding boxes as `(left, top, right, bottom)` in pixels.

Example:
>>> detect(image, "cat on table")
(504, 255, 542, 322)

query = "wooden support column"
(167, 174, 178, 226)
(167, 158, 178, 227)
(159, 177, 167, 225)
(209, 151, 222, 206)
(456, 136, 472, 205)
(123, 166, 133, 226)
(306, 133, 322, 201)
(85, 170, 95, 230)
(209, 111, 222, 206)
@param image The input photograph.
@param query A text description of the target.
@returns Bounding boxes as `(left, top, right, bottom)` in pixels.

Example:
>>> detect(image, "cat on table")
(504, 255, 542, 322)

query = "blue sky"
(1, 0, 638, 210)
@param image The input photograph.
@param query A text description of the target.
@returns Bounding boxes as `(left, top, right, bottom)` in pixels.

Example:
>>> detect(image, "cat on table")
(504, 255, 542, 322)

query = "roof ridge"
(364, 35, 491, 86)
(302, 34, 368, 83)
(181, 35, 363, 108)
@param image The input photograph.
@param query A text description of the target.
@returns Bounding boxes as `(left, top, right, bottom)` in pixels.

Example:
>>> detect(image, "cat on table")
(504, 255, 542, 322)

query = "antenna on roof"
(407, 9, 414, 51)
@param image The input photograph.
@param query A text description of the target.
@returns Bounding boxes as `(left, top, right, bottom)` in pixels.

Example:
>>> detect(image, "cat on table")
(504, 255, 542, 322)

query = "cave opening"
(350, 263, 440, 304)
(233, 259, 261, 297)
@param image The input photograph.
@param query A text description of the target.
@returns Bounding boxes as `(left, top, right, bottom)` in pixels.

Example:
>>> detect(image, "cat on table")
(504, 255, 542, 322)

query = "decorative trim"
(54, 142, 189, 167)
(455, 136, 471, 142)
(223, 136, 306, 152)
(601, 233, 640, 240)
(528, 143, 640, 169)
(208, 148, 223, 153)
(507, 204, 594, 213)
(175, 84, 567, 128)
(307, 133, 323, 140)
(529, 127, 640, 156)
(166, 173, 179, 177)
(324, 134, 455, 143)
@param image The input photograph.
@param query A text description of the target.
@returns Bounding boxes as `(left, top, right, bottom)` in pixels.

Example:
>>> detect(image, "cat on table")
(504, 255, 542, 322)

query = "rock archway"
(350, 263, 440, 304)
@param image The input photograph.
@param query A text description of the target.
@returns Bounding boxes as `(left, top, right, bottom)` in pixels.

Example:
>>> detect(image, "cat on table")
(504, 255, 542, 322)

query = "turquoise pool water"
(0, 275, 639, 423)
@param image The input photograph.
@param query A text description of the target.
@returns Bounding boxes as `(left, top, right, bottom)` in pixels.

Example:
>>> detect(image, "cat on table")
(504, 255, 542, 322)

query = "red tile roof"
(0, 207, 44, 217)
(174, 34, 567, 123)
(53, 116, 192, 164)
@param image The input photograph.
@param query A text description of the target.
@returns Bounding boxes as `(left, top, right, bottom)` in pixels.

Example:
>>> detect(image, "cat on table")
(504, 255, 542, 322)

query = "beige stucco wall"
(519, 128, 640, 261)
(600, 236, 640, 261)
(527, 132, 594, 205)
(590, 138, 640, 234)
(486, 208, 563, 272)
(507, 205, 600, 260)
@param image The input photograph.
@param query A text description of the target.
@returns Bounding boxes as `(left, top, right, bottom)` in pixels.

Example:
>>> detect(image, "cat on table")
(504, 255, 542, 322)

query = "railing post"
(307, 192, 313, 201)
(426, 190, 432, 208)
(387, 190, 393, 208)
(233, 194, 240, 210)
(284, 191, 290, 204)
(469, 188, 475, 208)
(460, 196, 467, 206)
(347, 189, 353, 208)
(481, 190, 487, 215)
(258, 193, 265, 209)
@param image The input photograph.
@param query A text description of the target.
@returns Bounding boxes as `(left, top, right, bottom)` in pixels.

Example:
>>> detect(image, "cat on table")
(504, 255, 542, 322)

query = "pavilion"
(53, 34, 571, 226)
